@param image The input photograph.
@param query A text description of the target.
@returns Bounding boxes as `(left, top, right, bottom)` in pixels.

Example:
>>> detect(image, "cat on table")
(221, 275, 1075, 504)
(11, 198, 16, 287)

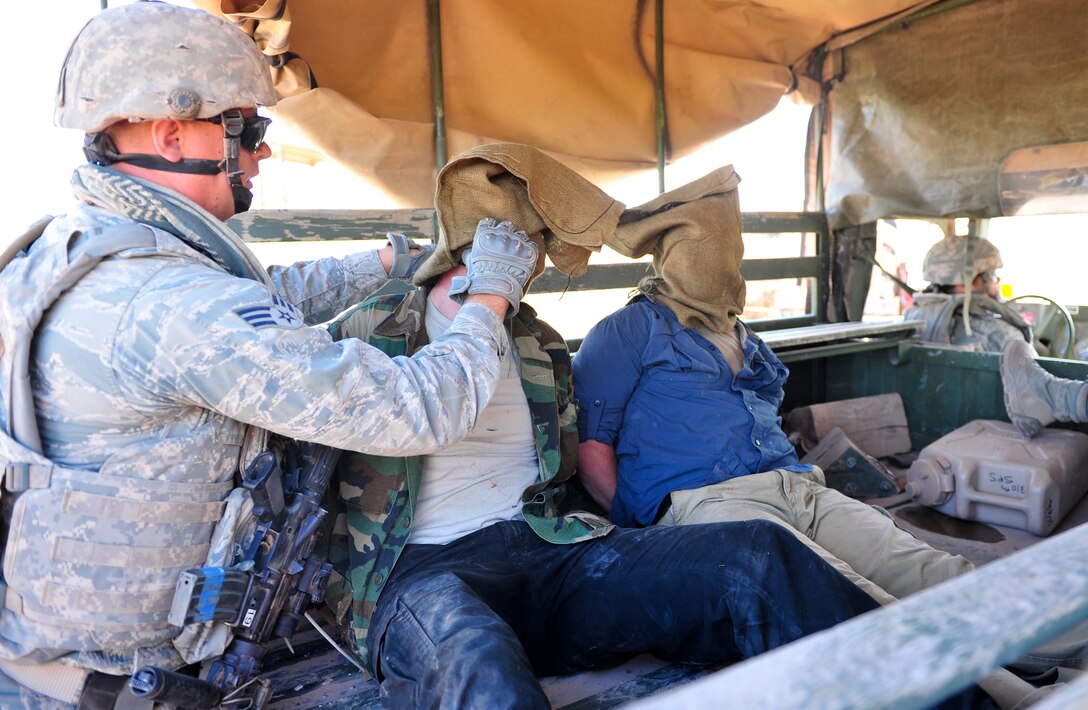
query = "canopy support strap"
(427, 0, 446, 240)
(654, 0, 668, 194)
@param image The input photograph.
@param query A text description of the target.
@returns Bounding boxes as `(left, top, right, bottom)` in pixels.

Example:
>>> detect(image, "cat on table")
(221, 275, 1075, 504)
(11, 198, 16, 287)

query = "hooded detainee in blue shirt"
(575, 167, 973, 606)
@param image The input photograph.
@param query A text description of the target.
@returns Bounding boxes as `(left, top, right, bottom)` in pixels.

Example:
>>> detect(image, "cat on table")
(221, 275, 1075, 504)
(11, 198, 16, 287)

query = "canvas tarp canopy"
(193, 0, 1088, 226)
(193, 0, 926, 209)
(821, 0, 1088, 228)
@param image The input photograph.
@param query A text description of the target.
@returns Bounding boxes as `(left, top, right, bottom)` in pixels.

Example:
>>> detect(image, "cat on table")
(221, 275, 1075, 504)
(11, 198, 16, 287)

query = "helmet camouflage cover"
(55, 1, 277, 133)
(922, 234, 1003, 286)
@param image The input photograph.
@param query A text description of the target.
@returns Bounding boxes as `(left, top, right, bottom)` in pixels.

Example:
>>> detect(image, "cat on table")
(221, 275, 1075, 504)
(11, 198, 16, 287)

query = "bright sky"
(5, 2, 150, 243)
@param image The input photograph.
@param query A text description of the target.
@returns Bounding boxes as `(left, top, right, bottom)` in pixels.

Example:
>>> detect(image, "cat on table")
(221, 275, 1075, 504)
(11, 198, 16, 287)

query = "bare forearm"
(578, 440, 618, 512)
(464, 293, 510, 319)
(376, 244, 395, 272)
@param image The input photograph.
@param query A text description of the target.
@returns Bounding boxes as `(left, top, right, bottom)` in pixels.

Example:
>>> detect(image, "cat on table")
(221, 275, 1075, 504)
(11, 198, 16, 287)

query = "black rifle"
(129, 441, 341, 708)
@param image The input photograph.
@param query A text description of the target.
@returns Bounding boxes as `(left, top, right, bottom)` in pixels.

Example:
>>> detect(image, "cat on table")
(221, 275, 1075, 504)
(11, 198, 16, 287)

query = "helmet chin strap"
(82, 109, 254, 214)
(216, 110, 254, 214)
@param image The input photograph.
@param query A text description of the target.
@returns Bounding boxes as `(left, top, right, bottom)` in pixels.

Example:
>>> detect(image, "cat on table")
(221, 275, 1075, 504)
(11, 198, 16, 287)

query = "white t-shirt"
(406, 299, 540, 545)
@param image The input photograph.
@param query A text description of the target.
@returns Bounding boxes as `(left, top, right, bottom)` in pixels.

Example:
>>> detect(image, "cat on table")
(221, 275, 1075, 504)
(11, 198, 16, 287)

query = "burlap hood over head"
(413, 143, 626, 288)
(608, 166, 745, 333)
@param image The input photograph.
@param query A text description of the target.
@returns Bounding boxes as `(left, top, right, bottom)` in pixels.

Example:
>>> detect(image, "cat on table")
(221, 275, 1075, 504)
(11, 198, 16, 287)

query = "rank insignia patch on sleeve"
(235, 294, 303, 330)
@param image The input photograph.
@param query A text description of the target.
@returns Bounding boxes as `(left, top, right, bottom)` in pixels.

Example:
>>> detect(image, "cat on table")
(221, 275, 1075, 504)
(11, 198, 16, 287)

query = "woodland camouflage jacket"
(326, 288, 612, 671)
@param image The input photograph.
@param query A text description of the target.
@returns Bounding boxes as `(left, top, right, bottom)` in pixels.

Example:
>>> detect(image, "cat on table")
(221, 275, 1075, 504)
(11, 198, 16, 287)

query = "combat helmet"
(922, 234, 1003, 286)
(55, 1, 277, 212)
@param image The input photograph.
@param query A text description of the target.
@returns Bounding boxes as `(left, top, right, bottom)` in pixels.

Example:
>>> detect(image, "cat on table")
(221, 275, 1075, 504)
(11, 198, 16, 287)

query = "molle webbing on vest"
(3, 464, 233, 646)
(910, 293, 1031, 346)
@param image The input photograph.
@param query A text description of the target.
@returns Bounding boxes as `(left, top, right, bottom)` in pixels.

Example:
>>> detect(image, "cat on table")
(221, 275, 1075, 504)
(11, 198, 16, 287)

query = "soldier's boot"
(1001, 339, 1088, 437)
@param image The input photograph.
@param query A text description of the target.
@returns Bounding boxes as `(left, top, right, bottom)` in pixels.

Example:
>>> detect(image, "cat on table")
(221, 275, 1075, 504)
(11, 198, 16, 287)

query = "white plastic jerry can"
(906, 419, 1088, 535)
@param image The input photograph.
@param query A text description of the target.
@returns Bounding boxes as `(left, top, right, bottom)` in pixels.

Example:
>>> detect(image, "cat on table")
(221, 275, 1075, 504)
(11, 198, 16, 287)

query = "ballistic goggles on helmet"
(83, 109, 271, 170)
(82, 108, 272, 213)
(199, 112, 272, 154)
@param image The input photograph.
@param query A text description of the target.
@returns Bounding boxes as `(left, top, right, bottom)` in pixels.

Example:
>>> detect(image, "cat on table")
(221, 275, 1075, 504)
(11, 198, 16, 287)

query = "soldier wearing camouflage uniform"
(903, 231, 1031, 352)
(904, 230, 1088, 441)
(0, 4, 538, 707)
(326, 255, 881, 708)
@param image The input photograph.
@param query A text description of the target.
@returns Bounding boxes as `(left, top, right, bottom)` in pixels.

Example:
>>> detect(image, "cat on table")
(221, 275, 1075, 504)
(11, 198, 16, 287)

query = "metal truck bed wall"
(784, 347, 1088, 450)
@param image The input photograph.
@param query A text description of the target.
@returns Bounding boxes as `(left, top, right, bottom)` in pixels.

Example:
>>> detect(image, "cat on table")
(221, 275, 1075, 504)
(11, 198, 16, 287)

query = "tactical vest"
(0, 221, 248, 669)
(904, 292, 1032, 351)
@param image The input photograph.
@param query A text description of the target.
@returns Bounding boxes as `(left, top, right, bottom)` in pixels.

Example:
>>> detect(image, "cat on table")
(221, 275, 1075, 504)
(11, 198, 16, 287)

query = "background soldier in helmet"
(903, 223, 1032, 353)
(0, 2, 540, 705)
(902, 225, 1088, 443)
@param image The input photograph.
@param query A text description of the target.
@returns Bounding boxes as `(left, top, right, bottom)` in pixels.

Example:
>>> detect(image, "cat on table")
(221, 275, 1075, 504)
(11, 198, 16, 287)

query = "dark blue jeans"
(367, 519, 879, 709)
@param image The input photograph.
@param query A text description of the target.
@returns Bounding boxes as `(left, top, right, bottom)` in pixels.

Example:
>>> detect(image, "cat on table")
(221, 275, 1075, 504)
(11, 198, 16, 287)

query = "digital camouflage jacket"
(904, 292, 1031, 353)
(326, 289, 613, 672)
(0, 197, 508, 676)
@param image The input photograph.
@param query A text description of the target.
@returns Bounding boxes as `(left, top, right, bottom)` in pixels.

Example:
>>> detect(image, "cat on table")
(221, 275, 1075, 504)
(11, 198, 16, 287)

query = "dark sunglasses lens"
(241, 117, 271, 152)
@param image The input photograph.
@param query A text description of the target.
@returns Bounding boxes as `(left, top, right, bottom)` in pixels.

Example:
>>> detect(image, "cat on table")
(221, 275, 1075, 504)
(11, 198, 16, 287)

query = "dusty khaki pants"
(659, 467, 974, 605)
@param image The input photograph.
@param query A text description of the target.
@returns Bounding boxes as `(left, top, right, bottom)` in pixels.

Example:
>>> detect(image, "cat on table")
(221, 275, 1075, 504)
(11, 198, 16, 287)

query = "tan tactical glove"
(385, 232, 436, 280)
(449, 218, 539, 316)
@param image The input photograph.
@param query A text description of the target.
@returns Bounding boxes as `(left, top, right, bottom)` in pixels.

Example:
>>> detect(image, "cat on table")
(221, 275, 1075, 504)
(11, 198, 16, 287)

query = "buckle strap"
(0, 656, 88, 705)
(385, 232, 434, 280)
(2, 461, 53, 492)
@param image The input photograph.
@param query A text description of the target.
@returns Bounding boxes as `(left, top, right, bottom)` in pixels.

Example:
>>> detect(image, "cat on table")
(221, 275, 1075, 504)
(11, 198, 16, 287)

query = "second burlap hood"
(610, 165, 745, 334)
(415, 144, 745, 335)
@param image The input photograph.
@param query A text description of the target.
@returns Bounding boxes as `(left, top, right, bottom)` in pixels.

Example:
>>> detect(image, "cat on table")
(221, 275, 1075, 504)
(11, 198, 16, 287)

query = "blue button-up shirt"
(574, 297, 810, 527)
